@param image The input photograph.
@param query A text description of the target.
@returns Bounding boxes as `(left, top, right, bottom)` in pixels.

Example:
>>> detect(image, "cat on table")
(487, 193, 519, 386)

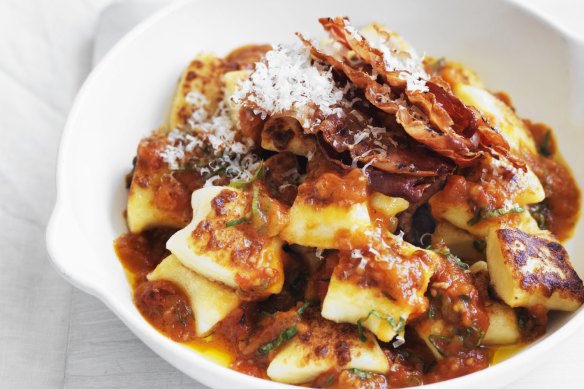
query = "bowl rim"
(46, 0, 584, 388)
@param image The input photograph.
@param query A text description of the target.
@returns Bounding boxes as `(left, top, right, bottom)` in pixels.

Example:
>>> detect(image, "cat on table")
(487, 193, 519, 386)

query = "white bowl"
(46, 0, 584, 387)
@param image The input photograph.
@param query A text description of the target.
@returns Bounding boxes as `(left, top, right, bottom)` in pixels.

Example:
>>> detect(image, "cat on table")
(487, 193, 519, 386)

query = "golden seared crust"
(267, 308, 388, 384)
(498, 229, 584, 300)
(321, 235, 436, 342)
(488, 228, 584, 310)
(170, 54, 235, 130)
(127, 134, 204, 232)
(166, 186, 287, 298)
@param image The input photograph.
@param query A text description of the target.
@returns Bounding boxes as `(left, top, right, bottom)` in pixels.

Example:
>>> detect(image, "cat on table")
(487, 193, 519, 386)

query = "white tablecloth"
(0, 0, 582, 387)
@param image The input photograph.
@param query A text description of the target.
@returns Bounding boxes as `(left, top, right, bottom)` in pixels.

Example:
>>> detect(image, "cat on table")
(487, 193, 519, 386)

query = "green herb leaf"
(229, 161, 265, 188)
(225, 217, 251, 227)
(467, 206, 524, 226)
(427, 334, 452, 357)
(350, 368, 371, 380)
(449, 255, 470, 271)
(396, 350, 425, 365)
(357, 310, 406, 343)
(462, 326, 486, 347)
(251, 185, 262, 221)
(518, 314, 527, 330)
(203, 166, 227, 180)
(296, 300, 316, 316)
(534, 212, 547, 229)
(473, 239, 486, 253)
(357, 319, 367, 343)
(428, 303, 436, 320)
(529, 202, 548, 230)
(539, 130, 552, 157)
(323, 375, 335, 387)
(257, 326, 298, 355)
(427, 245, 470, 271)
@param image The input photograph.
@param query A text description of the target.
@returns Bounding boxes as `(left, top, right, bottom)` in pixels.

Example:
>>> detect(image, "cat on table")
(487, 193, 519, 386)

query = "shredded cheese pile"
(359, 23, 429, 92)
(160, 92, 260, 185)
(232, 41, 344, 128)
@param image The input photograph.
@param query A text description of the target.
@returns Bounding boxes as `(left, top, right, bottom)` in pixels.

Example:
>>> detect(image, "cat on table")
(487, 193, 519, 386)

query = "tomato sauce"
(113, 35, 582, 388)
(115, 228, 236, 365)
(524, 120, 581, 241)
(114, 228, 176, 285)
(134, 280, 197, 342)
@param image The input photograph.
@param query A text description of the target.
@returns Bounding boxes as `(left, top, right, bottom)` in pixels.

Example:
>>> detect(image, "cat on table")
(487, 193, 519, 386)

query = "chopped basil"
(472, 327, 485, 346)
(539, 130, 552, 157)
(426, 245, 470, 271)
(473, 239, 486, 253)
(425, 245, 449, 257)
(357, 310, 405, 342)
(467, 206, 524, 226)
(518, 314, 527, 330)
(529, 202, 548, 230)
(228, 161, 265, 189)
(396, 350, 424, 365)
(357, 319, 367, 343)
(427, 334, 451, 357)
(296, 300, 315, 316)
(251, 185, 262, 221)
(350, 368, 371, 380)
(428, 303, 436, 320)
(448, 255, 470, 271)
(534, 212, 547, 230)
(225, 217, 251, 227)
(461, 326, 485, 347)
(257, 326, 298, 355)
(323, 375, 335, 387)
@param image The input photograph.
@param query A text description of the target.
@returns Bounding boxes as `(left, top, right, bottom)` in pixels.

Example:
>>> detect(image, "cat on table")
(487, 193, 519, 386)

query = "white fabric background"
(0, 0, 582, 387)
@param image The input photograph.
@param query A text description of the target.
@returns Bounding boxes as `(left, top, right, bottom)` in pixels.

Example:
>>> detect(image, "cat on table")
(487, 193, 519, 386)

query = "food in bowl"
(114, 16, 583, 387)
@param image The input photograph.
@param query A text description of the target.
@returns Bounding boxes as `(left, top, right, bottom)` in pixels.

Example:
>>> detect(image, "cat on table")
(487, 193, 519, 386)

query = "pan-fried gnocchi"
(115, 17, 582, 388)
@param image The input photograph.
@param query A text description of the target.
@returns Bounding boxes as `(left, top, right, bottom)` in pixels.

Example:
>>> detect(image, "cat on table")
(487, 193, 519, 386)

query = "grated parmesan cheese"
(315, 248, 324, 261)
(395, 230, 405, 246)
(358, 24, 429, 93)
(232, 41, 344, 128)
(392, 335, 405, 348)
(159, 94, 261, 186)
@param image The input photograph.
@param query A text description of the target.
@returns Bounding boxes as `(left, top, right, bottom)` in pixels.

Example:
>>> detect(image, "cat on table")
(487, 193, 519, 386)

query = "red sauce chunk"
(134, 280, 196, 342)
(299, 168, 368, 207)
(114, 228, 176, 284)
